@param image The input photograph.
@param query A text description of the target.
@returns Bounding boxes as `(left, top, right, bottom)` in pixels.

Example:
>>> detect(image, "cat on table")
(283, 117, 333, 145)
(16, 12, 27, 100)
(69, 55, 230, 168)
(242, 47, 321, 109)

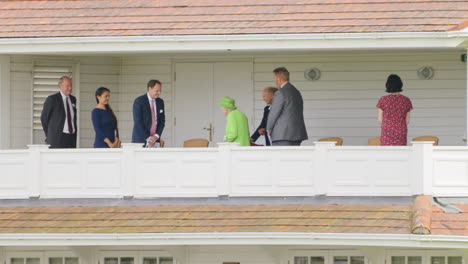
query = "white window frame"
(386, 250, 465, 264)
(288, 250, 366, 264)
(44, 251, 81, 264)
(426, 250, 466, 264)
(6, 251, 45, 264)
(99, 251, 174, 264)
(139, 251, 174, 264)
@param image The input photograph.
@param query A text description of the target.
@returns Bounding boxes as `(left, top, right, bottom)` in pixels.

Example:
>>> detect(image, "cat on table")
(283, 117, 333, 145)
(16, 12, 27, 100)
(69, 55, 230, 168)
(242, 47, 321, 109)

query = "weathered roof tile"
(0, 0, 466, 38)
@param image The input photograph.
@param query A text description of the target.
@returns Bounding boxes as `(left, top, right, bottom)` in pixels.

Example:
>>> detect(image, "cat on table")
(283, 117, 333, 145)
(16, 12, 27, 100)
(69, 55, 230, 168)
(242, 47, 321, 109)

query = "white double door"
(174, 62, 254, 147)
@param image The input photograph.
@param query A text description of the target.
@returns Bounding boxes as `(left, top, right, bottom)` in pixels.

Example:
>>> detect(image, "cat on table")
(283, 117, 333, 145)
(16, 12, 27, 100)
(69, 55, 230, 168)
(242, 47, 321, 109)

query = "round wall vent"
(417, 66, 434, 80)
(304, 68, 321, 81)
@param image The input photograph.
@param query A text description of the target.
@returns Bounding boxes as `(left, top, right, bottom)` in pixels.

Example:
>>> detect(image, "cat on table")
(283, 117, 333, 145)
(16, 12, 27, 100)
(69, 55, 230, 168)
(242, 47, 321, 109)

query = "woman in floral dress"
(377, 74, 413, 146)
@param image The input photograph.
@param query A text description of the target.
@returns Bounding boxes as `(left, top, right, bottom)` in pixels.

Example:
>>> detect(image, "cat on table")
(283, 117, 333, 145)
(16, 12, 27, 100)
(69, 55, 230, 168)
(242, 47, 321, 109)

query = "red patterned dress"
(376, 94, 413, 146)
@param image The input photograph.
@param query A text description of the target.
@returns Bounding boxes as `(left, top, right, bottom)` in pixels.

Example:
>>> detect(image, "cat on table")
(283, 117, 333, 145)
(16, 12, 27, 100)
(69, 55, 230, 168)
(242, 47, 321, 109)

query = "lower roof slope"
(0, 196, 465, 235)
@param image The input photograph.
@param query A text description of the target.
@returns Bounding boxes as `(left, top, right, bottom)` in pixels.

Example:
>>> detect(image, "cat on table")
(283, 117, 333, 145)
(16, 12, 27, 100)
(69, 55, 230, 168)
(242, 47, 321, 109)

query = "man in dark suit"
(40, 76, 77, 149)
(267, 67, 308, 146)
(251, 87, 277, 146)
(132, 79, 165, 147)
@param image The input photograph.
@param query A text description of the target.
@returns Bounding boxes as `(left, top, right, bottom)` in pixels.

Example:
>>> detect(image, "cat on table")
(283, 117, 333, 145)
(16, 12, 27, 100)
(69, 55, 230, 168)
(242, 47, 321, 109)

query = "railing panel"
(432, 147, 468, 196)
(40, 149, 124, 198)
(0, 142, 464, 198)
(133, 149, 219, 197)
(326, 147, 413, 196)
(230, 147, 316, 196)
(0, 151, 29, 198)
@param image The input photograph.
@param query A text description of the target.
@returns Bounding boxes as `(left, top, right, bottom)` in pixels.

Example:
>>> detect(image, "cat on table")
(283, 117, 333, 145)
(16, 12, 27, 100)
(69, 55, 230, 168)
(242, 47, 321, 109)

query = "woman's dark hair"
(386, 74, 403, 93)
(95, 87, 119, 135)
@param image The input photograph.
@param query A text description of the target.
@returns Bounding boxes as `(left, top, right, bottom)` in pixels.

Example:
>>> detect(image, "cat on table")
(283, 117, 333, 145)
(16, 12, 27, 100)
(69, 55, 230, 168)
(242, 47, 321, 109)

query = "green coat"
(225, 110, 250, 146)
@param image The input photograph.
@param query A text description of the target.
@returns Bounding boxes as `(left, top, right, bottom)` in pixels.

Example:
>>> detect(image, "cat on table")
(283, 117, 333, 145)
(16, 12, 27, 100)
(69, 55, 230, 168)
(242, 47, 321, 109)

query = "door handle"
(203, 123, 213, 141)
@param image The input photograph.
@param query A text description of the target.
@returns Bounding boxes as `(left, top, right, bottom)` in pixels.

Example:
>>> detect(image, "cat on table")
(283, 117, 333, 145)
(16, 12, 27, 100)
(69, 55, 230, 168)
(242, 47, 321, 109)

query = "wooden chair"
(183, 138, 209, 148)
(412, 136, 439, 146)
(159, 139, 165, 148)
(318, 137, 343, 146)
(368, 136, 381, 146)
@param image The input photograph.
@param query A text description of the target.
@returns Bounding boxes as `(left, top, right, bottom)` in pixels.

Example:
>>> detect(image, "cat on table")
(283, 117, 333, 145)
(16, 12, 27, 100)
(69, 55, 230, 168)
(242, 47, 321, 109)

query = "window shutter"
(33, 66, 73, 130)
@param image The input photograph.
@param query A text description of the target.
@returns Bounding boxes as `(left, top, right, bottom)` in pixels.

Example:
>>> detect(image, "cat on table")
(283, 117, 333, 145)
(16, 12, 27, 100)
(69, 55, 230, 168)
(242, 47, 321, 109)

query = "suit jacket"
(251, 105, 271, 146)
(131, 94, 165, 144)
(266, 82, 308, 142)
(40, 92, 77, 147)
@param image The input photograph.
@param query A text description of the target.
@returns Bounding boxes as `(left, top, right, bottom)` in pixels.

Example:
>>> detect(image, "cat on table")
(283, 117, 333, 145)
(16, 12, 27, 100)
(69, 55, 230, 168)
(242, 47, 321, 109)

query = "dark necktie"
(65, 96, 73, 134)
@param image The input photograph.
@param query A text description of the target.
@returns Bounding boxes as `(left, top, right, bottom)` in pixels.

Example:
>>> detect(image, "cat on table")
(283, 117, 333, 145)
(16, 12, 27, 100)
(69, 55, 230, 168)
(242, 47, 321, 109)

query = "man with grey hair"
(41, 76, 77, 148)
(266, 67, 308, 146)
(251, 86, 277, 146)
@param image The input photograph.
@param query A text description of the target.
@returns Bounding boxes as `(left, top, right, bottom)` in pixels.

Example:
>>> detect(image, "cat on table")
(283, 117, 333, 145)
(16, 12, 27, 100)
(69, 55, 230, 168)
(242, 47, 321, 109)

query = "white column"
(70, 246, 95, 264)
(411, 141, 434, 195)
(121, 143, 143, 198)
(0, 55, 10, 149)
(359, 247, 385, 264)
(27, 144, 49, 198)
(313, 141, 335, 195)
(217, 142, 239, 196)
(465, 47, 468, 145)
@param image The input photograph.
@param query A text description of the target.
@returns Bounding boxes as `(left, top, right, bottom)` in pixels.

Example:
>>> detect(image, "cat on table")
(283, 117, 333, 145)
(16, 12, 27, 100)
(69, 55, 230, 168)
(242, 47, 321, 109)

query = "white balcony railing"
(0, 141, 466, 199)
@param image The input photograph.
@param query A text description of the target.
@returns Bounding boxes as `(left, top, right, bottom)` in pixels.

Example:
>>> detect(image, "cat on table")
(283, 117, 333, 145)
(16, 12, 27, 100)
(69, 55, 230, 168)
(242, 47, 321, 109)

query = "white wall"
(187, 245, 278, 264)
(10, 55, 32, 149)
(253, 51, 467, 146)
(9, 55, 120, 148)
(119, 56, 173, 145)
(80, 56, 120, 148)
(7, 50, 467, 148)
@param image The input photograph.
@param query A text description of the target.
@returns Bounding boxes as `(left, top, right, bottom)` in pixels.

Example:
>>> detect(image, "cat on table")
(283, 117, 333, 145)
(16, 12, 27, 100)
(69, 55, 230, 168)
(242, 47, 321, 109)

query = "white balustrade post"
(121, 143, 143, 198)
(313, 141, 335, 195)
(411, 141, 434, 195)
(27, 144, 49, 198)
(217, 142, 239, 196)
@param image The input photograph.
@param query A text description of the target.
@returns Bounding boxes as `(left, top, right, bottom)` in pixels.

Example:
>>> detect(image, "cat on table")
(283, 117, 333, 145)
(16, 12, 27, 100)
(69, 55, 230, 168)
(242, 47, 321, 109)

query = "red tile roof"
(0, 204, 412, 234)
(0, 0, 466, 38)
(432, 204, 468, 236)
(0, 196, 465, 235)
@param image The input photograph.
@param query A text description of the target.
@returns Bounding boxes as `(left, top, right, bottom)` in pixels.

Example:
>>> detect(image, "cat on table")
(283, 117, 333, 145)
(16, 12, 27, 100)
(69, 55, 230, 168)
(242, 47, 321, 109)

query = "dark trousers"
(272, 140, 302, 146)
(50, 133, 77, 149)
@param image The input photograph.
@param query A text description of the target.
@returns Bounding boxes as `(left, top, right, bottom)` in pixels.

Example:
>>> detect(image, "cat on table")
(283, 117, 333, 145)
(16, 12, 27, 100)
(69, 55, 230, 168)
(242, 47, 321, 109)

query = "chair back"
(183, 138, 209, 148)
(412, 136, 439, 146)
(318, 137, 343, 146)
(368, 137, 381, 146)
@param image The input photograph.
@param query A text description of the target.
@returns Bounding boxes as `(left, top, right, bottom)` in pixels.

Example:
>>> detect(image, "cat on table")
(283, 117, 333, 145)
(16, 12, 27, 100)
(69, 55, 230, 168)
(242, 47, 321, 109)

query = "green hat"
(217, 96, 237, 110)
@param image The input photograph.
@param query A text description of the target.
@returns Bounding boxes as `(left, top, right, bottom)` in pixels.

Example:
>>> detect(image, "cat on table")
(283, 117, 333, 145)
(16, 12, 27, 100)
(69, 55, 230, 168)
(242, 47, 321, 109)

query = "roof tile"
(0, 0, 466, 38)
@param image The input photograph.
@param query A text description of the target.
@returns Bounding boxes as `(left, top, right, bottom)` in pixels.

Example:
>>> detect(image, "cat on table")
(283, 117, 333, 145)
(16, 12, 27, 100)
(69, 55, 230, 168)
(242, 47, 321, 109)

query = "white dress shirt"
(60, 91, 75, 134)
(147, 93, 159, 138)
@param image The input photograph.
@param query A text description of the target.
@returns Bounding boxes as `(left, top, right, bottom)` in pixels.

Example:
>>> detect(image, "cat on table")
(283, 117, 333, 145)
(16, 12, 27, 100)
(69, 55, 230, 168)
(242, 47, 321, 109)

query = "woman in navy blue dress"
(92, 87, 120, 148)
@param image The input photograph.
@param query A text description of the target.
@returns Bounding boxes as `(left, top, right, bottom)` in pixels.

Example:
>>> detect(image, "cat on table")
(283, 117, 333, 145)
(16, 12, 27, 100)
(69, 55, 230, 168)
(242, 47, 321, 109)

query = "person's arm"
(252, 107, 268, 141)
(378, 108, 383, 126)
(266, 92, 284, 134)
(40, 96, 53, 138)
(251, 119, 263, 142)
(225, 113, 238, 142)
(155, 99, 165, 140)
(406, 98, 413, 125)
(133, 97, 148, 142)
(92, 110, 113, 148)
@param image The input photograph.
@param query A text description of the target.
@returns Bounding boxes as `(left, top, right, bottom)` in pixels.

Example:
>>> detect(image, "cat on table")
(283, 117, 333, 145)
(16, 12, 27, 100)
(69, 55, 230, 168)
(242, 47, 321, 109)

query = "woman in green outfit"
(217, 96, 250, 146)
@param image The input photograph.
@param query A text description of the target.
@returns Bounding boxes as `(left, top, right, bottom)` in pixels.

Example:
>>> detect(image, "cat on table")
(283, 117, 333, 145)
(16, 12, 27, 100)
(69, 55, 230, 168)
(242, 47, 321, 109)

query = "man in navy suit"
(132, 79, 165, 147)
(40, 76, 77, 148)
(251, 87, 277, 146)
